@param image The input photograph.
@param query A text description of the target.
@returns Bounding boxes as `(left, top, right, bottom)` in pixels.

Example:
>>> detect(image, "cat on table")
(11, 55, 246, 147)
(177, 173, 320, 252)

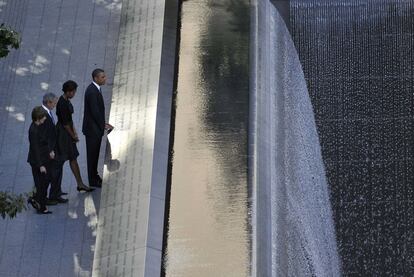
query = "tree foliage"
(0, 24, 25, 219)
(0, 23, 20, 58)
(0, 191, 27, 219)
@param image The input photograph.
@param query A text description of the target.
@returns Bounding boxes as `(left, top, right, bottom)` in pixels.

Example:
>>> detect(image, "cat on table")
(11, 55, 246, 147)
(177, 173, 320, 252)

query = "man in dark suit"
(82, 68, 113, 188)
(41, 93, 68, 203)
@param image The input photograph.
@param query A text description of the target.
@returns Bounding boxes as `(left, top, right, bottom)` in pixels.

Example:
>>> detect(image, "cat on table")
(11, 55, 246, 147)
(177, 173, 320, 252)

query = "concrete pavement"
(0, 0, 121, 276)
(0, 0, 179, 275)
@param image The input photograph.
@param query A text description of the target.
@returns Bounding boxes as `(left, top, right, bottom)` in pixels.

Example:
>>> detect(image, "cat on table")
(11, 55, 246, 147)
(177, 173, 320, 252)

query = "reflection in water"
(163, 0, 250, 276)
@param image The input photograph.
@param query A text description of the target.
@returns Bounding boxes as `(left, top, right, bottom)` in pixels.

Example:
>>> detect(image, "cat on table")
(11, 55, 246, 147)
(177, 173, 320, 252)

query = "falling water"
(290, 0, 414, 275)
(252, 0, 341, 276)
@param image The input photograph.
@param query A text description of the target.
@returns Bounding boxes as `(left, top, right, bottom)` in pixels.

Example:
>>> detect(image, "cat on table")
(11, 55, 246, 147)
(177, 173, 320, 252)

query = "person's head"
(92, 68, 106, 86)
(31, 106, 47, 125)
(42, 92, 57, 111)
(62, 80, 78, 99)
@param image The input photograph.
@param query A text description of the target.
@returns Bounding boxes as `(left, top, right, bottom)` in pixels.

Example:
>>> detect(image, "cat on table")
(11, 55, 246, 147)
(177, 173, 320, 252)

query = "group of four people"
(27, 69, 113, 214)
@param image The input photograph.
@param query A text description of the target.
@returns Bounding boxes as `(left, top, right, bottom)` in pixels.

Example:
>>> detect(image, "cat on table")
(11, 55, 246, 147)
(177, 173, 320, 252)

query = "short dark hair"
(31, 106, 47, 121)
(62, 80, 78, 93)
(92, 68, 105, 79)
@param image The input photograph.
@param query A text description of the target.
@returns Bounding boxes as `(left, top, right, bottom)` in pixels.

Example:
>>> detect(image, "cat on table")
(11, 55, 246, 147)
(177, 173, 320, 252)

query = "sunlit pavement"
(0, 0, 121, 276)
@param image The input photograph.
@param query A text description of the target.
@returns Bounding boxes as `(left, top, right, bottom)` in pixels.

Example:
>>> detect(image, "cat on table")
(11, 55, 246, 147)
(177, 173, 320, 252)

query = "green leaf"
(0, 23, 20, 58)
(0, 191, 27, 219)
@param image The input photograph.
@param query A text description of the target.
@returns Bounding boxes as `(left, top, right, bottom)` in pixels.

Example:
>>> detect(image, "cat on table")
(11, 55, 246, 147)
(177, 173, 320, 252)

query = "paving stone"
(0, 245, 22, 273)
(0, 0, 121, 275)
(0, 0, 175, 275)
(18, 255, 41, 277)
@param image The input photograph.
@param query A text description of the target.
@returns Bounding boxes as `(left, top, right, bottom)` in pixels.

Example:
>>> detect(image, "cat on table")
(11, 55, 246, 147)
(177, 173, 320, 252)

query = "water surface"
(163, 0, 250, 276)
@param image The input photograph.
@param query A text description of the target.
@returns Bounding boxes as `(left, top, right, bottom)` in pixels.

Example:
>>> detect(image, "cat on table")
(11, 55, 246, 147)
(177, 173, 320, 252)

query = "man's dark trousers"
(86, 134, 102, 186)
(49, 160, 63, 199)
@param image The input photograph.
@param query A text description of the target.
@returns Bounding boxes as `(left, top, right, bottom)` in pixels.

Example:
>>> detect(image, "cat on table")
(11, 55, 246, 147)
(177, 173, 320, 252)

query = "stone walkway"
(0, 0, 121, 276)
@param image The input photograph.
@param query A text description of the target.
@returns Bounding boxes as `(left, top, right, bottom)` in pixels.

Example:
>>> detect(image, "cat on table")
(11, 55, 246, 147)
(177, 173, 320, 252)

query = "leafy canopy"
(0, 191, 27, 219)
(0, 23, 20, 58)
(0, 24, 25, 219)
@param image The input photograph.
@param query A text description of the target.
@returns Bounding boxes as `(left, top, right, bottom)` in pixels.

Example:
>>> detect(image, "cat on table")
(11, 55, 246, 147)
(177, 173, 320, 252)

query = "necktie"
(50, 111, 55, 125)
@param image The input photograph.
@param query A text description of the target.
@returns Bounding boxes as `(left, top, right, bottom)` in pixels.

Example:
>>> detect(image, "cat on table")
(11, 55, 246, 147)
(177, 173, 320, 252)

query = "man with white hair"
(42, 92, 68, 203)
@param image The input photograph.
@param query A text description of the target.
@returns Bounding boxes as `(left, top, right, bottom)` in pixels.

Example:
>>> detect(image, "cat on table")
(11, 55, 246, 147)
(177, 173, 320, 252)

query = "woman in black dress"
(56, 80, 94, 192)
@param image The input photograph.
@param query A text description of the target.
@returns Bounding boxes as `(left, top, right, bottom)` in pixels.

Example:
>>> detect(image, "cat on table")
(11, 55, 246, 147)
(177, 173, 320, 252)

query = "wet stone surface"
(290, 0, 414, 275)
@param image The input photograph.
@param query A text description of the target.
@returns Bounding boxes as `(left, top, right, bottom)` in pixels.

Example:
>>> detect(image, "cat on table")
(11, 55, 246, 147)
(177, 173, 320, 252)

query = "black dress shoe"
(77, 186, 95, 192)
(59, 192, 68, 196)
(37, 209, 52, 214)
(51, 197, 68, 203)
(27, 197, 40, 211)
(45, 199, 58, 205)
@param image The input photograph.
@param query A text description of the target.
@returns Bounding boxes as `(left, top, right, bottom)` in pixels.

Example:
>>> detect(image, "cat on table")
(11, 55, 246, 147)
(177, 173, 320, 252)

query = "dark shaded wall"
(290, 0, 414, 275)
(271, 0, 290, 28)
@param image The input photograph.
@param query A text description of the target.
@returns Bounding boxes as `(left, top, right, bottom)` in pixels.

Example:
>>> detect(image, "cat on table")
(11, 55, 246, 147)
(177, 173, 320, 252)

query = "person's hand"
(105, 123, 114, 130)
(73, 136, 79, 143)
(49, 151, 55, 159)
(40, 166, 47, 174)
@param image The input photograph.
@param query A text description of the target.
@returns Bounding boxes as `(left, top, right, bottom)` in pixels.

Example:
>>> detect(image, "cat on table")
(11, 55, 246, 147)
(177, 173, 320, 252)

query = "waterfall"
(251, 0, 341, 275)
